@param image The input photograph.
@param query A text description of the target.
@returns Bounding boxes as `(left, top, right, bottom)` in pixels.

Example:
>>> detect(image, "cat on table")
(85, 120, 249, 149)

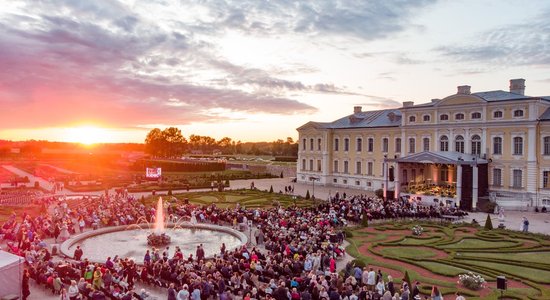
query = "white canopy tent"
(0, 250, 24, 298)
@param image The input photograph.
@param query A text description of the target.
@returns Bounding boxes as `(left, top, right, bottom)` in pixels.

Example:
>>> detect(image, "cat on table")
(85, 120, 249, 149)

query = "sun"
(66, 126, 108, 145)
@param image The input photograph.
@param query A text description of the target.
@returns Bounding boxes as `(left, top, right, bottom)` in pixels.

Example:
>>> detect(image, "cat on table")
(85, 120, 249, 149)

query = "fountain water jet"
(147, 197, 171, 246)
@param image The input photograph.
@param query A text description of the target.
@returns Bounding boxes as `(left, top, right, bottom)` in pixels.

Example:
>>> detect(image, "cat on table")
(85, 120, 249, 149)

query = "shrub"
(225, 179, 230, 186)
(458, 272, 485, 290)
(403, 270, 412, 289)
(351, 259, 366, 268)
(269, 185, 273, 193)
(412, 225, 423, 236)
(375, 189, 384, 199)
(167, 189, 172, 196)
(484, 214, 493, 230)
(305, 190, 310, 200)
(361, 216, 369, 227)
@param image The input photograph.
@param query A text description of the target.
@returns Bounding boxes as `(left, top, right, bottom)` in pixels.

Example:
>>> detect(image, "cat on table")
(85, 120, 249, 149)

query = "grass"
(346, 222, 550, 299)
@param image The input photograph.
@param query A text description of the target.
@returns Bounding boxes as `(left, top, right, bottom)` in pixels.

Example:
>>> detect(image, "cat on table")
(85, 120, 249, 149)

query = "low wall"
(59, 223, 248, 264)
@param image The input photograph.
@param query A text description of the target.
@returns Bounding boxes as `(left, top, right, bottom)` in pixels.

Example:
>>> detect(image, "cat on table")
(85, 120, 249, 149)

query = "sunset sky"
(1, 0, 550, 143)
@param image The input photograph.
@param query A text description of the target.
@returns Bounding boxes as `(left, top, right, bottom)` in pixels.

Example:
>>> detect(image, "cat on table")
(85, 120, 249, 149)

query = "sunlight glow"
(66, 126, 109, 145)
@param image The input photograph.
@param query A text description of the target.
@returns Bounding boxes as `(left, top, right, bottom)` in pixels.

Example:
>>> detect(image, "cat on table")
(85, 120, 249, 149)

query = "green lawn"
(346, 221, 550, 299)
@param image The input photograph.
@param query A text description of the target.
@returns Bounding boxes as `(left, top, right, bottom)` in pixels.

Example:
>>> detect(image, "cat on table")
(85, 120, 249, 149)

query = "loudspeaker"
(496, 276, 506, 290)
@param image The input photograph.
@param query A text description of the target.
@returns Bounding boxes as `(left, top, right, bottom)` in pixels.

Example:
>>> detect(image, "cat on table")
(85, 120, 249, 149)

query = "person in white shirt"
(367, 268, 376, 291)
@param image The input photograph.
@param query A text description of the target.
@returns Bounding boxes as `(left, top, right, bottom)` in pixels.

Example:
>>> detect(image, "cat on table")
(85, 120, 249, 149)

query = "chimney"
(457, 85, 471, 95)
(431, 99, 439, 103)
(510, 78, 525, 95)
(402, 101, 414, 108)
(353, 106, 362, 114)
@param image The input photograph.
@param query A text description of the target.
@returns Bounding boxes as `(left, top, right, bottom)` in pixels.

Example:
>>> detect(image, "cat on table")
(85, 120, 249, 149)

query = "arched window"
(455, 135, 464, 153)
(440, 114, 449, 121)
(455, 113, 465, 120)
(409, 115, 416, 123)
(513, 137, 523, 155)
(471, 112, 481, 119)
(471, 134, 481, 156)
(423, 115, 431, 122)
(493, 110, 503, 118)
(514, 109, 524, 117)
(440, 135, 449, 151)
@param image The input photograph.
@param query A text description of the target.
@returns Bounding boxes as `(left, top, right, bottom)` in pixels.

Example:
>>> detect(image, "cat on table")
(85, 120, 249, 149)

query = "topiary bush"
(269, 185, 273, 193)
(484, 214, 493, 230)
(375, 188, 384, 199)
(305, 190, 310, 200)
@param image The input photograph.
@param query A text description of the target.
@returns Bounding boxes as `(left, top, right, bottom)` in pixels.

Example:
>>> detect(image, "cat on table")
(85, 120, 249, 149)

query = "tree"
(305, 190, 310, 200)
(269, 185, 274, 193)
(484, 214, 493, 230)
(162, 127, 187, 158)
(145, 128, 165, 157)
(403, 271, 412, 291)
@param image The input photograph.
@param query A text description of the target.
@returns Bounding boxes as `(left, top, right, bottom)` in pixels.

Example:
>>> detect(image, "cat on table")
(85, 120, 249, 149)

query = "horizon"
(1, 0, 550, 144)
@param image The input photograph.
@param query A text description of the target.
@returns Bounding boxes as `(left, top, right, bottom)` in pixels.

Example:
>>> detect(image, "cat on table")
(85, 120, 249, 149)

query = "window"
(301, 159, 305, 170)
(409, 115, 416, 123)
(440, 135, 449, 152)
(382, 138, 389, 153)
(310, 138, 314, 151)
(544, 137, 550, 156)
(355, 180, 360, 186)
(408, 138, 415, 154)
(309, 159, 313, 171)
(513, 169, 522, 188)
(493, 111, 503, 118)
(333, 160, 339, 173)
(395, 138, 402, 153)
(455, 135, 464, 153)
(317, 138, 322, 151)
(493, 137, 502, 155)
(423, 137, 430, 152)
(455, 113, 465, 120)
(471, 112, 481, 119)
(356, 138, 362, 152)
(317, 160, 321, 172)
(356, 161, 362, 174)
(513, 109, 524, 117)
(333, 178, 337, 183)
(343, 161, 349, 174)
(367, 162, 373, 176)
(334, 138, 339, 151)
(367, 138, 374, 152)
(344, 138, 349, 151)
(423, 115, 430, 122)
(343, 179, 347, 184)
(544, 171, 550, 188)
(471, 134, 481, 156)
(302, 139, 306, 150)
(440, 114, 449, 121)
(513, 136, 523, 155)
(493, 168, 502, 186)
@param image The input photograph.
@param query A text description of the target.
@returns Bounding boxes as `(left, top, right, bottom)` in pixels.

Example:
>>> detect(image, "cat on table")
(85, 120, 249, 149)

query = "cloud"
(436, 10, 550, 66)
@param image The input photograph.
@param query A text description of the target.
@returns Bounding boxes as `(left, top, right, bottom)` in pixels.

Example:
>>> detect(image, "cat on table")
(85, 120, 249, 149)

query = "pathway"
(1, 165, 54, 191)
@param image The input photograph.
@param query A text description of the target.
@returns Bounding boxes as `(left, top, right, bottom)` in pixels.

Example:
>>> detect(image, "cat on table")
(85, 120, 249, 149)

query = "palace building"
(297, 79, 550, 211)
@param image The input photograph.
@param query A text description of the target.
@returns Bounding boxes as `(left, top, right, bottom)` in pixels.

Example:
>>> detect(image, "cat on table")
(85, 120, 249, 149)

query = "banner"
(146, 167, 162, 178)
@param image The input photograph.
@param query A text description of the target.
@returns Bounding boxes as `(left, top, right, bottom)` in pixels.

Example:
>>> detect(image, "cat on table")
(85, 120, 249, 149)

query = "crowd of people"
(0, 189, 468, 300)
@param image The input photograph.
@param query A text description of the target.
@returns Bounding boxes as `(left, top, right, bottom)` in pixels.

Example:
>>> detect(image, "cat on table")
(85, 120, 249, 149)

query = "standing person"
(167, 283, 177, 300)
(430, 286, 442, 300)
(387, 275, 395, 296)
(74, 246, 83, 261)
(455, 292, 466, 300)
(412, 281, 420, 299)
(68, 280, 80, 300)
(522, 217, 529, 232)
(22, 269, 30, 300)
(367, 268, 376, 291)
(177, 284, 190, 300)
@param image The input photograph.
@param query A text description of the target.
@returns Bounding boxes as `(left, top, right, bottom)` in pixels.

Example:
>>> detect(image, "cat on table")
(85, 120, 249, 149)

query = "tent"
(0, 250, 24, 298)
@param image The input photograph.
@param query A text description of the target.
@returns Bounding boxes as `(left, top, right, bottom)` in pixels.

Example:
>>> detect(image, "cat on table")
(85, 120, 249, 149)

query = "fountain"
(147, 197, 171, 246)
(60, 196, 247, 264)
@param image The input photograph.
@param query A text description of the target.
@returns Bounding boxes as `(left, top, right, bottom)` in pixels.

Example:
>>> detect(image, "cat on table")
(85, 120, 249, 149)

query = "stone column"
(472, 164, 479, 210)
(383, 160, 388, 199)
(456, 164, 462, 207)
(394, 163, 401, 200)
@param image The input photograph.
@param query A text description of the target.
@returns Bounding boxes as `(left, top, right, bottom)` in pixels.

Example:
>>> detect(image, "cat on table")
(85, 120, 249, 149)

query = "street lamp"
(309, 176, 320, 199)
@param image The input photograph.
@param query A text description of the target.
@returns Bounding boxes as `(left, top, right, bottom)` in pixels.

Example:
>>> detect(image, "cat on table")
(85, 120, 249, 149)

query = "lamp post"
(309, 176, 320, 200)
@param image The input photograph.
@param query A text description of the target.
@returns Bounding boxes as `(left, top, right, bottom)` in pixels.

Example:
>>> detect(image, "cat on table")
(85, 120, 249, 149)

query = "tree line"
(144, 127, 298, 158)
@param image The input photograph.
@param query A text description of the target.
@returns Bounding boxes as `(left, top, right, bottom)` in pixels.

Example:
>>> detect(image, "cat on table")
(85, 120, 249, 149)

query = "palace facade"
(297, 79, 550, 210)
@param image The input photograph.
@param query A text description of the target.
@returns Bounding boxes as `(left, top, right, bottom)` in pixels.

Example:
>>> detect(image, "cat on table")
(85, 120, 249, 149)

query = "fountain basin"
(60, 223, 247, 264)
